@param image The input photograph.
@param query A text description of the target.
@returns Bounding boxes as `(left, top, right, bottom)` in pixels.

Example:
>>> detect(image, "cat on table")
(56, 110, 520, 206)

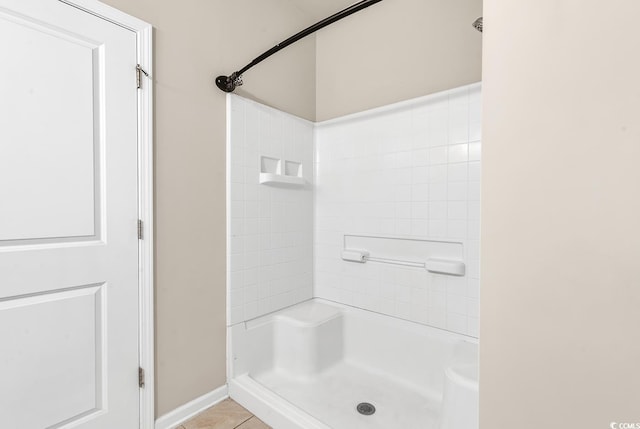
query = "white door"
(0, 1, 140, 428)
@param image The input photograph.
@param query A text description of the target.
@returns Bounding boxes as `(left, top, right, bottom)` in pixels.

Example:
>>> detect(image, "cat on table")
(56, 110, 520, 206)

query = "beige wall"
(100, 0, 316, 416)
(315, 0, 483, 121)
(96, 0, 640, 424)
(481, 1, 640, 427)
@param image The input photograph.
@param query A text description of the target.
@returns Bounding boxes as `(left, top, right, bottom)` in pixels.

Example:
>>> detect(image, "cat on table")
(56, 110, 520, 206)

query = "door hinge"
(138, 367, 145, 388)
(137, 219, 143, 240)
(136, 64, 149, 89)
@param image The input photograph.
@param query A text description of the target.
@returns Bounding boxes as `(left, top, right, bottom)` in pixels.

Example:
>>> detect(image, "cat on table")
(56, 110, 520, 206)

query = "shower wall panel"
(314, 83, 481, 337)
(228, 95, 314, 325)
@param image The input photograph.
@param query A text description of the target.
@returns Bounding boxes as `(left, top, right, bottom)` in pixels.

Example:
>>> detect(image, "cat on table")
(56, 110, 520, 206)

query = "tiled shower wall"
(227, 95, 314, 325)
(314, 84, 481, 337)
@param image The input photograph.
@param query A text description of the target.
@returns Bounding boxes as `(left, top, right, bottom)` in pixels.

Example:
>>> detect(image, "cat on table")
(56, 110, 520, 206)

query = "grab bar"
(341, 249, 465, 276)
(365, 255, 425, 269)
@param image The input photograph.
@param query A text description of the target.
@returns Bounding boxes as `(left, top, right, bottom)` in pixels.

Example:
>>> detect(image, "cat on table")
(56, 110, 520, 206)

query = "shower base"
(228, 299, 477, 429)
(254, 361, 440, 428)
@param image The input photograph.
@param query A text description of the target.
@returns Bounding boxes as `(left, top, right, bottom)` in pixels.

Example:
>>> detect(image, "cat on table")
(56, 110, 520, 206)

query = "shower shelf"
(259, 172, 306, 186)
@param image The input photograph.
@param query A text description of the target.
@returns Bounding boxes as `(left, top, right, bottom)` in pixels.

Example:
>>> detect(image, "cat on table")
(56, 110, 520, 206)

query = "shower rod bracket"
(216, 72, 243, 92)
(215, 0, 384, 93)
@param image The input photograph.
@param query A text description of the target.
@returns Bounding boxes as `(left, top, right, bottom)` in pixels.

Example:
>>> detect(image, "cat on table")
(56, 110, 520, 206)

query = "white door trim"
(57, 1, 154, 428)
(136, 22, 154, 429)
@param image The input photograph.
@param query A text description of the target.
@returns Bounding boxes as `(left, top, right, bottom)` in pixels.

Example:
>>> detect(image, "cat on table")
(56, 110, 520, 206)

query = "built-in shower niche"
(259, 155, 305, 186)
(260, 156, 280, 175)
(284, 160, 302, 178)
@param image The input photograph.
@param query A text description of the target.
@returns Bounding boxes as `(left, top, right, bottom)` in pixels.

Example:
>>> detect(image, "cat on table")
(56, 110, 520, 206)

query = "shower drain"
(356, 402, 376, 416)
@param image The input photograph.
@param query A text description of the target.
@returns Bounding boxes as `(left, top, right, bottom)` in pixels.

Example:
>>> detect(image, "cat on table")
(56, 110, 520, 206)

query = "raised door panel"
(0, 12, 99, 242)
(0, 285, 104, 428)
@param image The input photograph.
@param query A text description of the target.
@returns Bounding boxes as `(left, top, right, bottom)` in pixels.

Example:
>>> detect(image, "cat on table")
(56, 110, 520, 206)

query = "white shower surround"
(228, 83, 481, 337)
(314, 83, 481, 337)
(226, 85, 481, 429)
(227, 95, 314, 325)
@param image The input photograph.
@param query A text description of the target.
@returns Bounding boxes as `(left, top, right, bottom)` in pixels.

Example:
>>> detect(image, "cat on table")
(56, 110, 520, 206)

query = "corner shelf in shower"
(259, 172, 306, 186)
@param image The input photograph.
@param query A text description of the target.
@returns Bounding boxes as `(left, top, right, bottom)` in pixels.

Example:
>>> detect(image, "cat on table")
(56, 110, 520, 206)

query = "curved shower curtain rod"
(215, 0, 384, 93)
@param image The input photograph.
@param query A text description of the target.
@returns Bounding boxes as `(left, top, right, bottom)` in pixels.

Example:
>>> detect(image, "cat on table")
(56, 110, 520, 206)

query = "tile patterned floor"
(179, 398, 270, 429)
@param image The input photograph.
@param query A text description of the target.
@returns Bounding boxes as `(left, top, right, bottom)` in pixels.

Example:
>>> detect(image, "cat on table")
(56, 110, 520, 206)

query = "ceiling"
(286, 0, 360, 21)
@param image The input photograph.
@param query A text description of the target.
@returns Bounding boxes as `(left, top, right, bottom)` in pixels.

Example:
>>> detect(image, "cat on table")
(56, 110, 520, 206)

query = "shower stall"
(226, 82, 481, 428)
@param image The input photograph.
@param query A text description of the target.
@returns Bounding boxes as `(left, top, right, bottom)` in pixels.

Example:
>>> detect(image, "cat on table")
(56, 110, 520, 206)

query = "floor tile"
(183, 399, 253, 429)
(237, 416, 271, 429)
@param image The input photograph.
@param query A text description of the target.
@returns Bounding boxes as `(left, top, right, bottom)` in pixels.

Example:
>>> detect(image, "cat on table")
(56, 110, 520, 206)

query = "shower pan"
(230, 300, 478, 429)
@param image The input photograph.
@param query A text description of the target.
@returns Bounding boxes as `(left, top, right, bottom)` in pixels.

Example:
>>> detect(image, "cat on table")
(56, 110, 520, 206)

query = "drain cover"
(356, 402, 376, 416)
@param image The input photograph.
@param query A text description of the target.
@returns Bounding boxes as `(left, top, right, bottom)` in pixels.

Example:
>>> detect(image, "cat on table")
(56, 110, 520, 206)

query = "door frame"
(57, 1, 154, 427)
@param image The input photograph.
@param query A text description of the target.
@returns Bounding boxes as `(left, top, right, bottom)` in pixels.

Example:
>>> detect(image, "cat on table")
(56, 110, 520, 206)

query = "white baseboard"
(155, 384, 229, 429)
